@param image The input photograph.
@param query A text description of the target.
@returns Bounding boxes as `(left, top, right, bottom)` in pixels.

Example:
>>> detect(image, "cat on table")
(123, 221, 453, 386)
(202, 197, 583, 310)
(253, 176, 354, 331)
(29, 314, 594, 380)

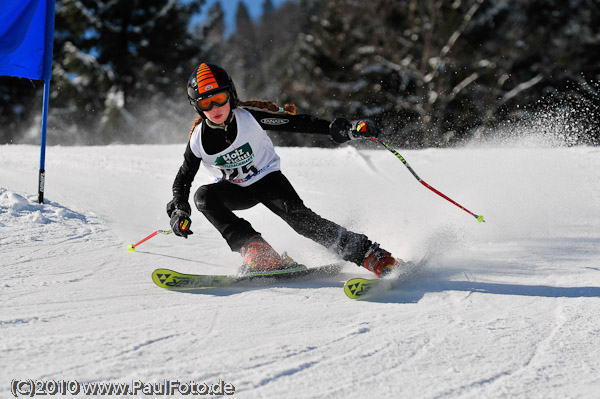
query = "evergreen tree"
(51, 0, 204, 144)
(196, 2, 226, 60)
(0, 77, 39, 144)
(221, 2, 258, 97)
(285, 0, 599, 147)
(262, 0, 275, 17)
(2, 0, 598, 146)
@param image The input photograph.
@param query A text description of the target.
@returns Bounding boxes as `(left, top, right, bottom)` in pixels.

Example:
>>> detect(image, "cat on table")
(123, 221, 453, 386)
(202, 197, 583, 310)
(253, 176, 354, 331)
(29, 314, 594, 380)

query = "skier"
(167, 62, 404, 277)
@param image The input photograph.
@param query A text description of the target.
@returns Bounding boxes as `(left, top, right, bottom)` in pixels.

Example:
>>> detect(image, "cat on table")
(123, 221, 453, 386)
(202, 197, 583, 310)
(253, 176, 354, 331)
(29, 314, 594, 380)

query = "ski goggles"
(195, 91, 230, 111)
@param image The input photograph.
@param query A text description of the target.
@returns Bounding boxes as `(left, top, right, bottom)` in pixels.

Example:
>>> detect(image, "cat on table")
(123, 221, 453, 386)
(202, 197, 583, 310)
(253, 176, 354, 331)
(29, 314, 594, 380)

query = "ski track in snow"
(1, 144, 600, 398)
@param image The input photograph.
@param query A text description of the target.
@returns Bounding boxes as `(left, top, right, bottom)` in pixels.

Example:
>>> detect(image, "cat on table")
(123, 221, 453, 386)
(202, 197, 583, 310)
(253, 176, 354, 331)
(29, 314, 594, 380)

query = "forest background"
(1, 0, 599, 148)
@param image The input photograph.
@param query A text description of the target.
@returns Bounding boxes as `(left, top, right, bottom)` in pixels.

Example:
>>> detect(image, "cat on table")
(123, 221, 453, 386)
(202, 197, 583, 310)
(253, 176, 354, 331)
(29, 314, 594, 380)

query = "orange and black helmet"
(187, 63, 239, 116)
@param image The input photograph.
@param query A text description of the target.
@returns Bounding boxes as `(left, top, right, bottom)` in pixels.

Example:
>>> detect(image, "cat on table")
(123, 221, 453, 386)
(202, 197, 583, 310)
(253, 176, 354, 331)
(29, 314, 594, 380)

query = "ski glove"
(170, 209, 193, 238)
(166, 197, 191, 218)
(329, 118, 381, 143)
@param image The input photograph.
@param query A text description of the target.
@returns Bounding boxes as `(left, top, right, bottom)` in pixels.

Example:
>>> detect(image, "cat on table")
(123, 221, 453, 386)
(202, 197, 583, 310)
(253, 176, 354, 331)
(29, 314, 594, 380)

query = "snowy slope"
(1, 142, 600, 398)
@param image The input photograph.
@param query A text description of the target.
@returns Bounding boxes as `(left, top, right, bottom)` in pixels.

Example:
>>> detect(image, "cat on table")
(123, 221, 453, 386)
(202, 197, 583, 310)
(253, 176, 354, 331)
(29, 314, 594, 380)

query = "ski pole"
(128, 229, 173, 252)
(370, 137, 485, 223)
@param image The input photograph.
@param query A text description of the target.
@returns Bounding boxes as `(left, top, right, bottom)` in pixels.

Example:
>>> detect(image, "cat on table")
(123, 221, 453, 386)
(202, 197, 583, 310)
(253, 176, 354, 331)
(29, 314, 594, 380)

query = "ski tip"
(344, 277, 378, 299)
(152, 269, 172, 289)
(152, 268, 188, 290)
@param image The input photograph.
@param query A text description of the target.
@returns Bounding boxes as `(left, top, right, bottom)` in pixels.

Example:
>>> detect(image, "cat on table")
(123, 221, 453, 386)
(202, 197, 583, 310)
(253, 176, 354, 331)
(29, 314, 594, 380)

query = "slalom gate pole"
(38, 79, 51, 203)
(370, 137, 485, 223)
(128, 229, 173, 252)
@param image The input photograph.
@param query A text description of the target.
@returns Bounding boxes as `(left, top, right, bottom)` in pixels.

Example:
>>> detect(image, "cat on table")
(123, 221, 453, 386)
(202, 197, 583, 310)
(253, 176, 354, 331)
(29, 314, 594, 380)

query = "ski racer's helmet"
(187, 63, 239, 120)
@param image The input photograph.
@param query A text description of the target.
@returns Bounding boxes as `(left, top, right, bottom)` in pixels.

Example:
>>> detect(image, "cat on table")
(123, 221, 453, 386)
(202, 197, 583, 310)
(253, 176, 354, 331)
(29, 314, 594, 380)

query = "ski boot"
(238, 235, 305, 276)
(362, 242, 405, 278)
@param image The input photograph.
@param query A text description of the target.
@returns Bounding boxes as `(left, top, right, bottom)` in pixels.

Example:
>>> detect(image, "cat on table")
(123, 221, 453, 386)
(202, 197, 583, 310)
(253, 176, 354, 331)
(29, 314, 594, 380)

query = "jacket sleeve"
(246, 108, 331, 135)
(172, 142, 201, 200)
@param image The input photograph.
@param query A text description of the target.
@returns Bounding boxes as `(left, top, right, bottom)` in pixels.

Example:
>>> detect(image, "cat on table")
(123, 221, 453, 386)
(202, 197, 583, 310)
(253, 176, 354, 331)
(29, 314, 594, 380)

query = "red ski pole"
(128, 229, 173, 252)
(371, 137, 485, 223)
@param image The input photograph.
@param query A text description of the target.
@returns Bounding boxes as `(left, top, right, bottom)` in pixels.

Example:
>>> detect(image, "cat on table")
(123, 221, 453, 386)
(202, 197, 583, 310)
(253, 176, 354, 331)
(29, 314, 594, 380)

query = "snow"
(1, 141, 600, 398)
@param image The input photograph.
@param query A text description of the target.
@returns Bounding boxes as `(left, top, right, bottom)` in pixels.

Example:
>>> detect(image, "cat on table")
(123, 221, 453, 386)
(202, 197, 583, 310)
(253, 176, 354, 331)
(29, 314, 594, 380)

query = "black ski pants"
(194, 171, 371, 266)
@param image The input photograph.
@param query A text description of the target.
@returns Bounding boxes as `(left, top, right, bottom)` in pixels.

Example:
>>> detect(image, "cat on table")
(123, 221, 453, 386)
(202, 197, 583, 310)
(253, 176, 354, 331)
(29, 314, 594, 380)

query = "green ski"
(152, 263, 343, 291)
(344, 259, 423, 299)
(344, 277, 394, 299)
